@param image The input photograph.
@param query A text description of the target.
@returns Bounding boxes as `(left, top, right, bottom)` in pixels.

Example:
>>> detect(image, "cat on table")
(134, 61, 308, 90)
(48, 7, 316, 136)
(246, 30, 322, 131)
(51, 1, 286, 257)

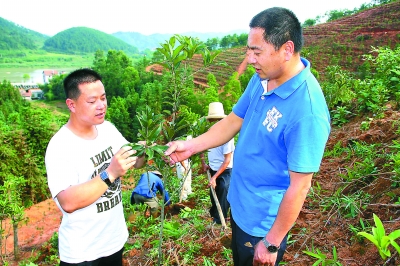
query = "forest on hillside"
(0, 17, 47, 50)
(43, 27, 139, 55)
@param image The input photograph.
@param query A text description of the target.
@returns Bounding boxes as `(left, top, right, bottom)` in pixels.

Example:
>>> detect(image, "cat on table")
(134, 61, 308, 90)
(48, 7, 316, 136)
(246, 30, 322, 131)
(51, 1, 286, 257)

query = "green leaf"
(332, 246, 338, 260)
(147, 118, 153, 128)
(148, 124, 162, 141)
(152, 145, 169, 155)
(388, 229, 400, 241)
(313, 259, 323, 266)
(146, 148, 154, 161)
(123, 143, 144, 151)
(390, 239, 400, 254)
(373, 213, 386, 243)
(172, 44, 185, 60)
(156, 47, 169, 58)
(173, 54, 187, 66)
(358, 232, 379, 247)
(381, 236, 391, 250)
(169, 36, 176, 49)
(303, 250, 325, 259)
(379, 247, 391, 259)
(138, 150, 146, 157)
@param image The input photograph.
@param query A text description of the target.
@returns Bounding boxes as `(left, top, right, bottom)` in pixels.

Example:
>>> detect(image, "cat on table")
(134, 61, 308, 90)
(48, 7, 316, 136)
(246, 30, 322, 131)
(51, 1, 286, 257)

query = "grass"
(0, 49, 94, 68)
(30, 100, 69, 117)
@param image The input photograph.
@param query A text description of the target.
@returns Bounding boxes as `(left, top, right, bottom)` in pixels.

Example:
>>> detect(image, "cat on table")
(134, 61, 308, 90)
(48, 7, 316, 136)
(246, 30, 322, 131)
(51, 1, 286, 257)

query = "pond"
(0, 67, 77, 84)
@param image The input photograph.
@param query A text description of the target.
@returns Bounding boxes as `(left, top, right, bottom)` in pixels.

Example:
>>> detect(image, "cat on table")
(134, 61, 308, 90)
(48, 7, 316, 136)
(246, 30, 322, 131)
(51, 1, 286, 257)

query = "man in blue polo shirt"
(165, 7, 330, 266)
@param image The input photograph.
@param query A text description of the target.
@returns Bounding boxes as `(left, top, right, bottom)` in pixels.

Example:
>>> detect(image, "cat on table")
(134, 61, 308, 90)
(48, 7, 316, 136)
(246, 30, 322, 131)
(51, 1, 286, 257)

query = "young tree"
(154, 34, 220, 127)
(205, 37, 220, 51)
(219, 72, 243, 112)
(140, 34, 222, 265)
(98, 50, 133, 101)
(41, 74, 66, 100)
(302, 18, 317, 27)
(239, 63, 256, 89)
(1, 175, 26, 260)
(203, 73, 220, 114)
(22, 74, 30, 83)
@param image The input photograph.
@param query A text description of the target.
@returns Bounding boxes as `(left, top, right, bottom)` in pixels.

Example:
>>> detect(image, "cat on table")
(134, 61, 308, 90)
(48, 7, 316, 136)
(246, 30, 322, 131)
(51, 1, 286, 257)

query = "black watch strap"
(100, 170, 112, 186)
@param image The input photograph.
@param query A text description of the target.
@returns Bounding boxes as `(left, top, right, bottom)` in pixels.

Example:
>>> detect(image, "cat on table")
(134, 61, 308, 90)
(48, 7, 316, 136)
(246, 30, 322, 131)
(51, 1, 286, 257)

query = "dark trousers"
(209, 168, 231, 223)
(230, 215, 288, 266)
(60, 247, 124, 266)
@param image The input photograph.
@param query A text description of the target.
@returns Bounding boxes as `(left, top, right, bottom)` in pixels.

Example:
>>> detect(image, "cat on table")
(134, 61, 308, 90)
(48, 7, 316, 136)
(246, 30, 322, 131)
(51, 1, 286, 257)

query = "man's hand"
(106, 146, 138, 182)
(208, 176, 217, 189)
(165, 140, 193, 165)
(253, 240, 277, 266)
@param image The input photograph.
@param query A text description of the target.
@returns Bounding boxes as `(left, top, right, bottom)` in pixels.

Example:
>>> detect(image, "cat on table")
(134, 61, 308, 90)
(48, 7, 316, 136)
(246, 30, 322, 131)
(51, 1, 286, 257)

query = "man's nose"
(247, 53, 256, 64)
(97, 100, 106, 109)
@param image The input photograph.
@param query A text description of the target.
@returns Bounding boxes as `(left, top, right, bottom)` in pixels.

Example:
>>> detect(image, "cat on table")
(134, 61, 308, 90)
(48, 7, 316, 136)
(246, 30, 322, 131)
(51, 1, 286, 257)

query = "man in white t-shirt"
(45, 68, 144, 265)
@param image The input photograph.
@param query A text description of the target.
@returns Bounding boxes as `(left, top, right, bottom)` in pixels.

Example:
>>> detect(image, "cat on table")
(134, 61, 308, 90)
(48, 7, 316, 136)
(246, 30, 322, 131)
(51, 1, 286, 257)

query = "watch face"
(100, 171, 112, 186)
(267, 245, 278, 253)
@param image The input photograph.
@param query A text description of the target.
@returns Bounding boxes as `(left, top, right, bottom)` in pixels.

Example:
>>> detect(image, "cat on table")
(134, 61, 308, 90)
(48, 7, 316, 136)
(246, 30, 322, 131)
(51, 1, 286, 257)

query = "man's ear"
(283, 41, 295, 61)
(66, 98, 75, 112)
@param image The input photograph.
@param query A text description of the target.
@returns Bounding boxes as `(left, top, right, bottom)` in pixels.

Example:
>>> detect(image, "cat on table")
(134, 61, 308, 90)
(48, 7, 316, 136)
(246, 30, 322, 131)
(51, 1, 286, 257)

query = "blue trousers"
(209, 168, 231, 223)
(230, 215, 288, 266)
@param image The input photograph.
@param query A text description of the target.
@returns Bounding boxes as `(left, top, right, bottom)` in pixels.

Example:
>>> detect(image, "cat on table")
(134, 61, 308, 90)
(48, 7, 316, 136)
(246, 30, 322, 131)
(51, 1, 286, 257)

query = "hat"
(150, 170, 163, 177)
(206, 102, 226, 120)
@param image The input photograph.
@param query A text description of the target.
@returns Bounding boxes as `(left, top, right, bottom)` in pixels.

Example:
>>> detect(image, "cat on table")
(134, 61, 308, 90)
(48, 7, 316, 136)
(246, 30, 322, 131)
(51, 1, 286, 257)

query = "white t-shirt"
(45, 121, 129, 263)
(208, 138, 235, 171)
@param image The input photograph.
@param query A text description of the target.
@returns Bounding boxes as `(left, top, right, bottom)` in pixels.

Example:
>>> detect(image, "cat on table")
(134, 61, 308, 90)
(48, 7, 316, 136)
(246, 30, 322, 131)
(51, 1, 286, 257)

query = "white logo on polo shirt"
(262, 107, 282, 132)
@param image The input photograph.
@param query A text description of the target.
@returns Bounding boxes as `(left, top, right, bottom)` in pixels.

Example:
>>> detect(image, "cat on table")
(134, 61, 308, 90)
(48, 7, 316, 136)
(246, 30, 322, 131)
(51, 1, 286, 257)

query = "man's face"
(71, 80, 107, 126)
(246, 27, 286, 80)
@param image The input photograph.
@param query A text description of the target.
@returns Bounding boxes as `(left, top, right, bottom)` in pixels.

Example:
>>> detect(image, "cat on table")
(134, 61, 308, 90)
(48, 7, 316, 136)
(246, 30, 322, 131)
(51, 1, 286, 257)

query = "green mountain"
(112, 30, 247, 51)
(0, 17, 48, 50)
(112, 32, 172, 52)
(43, 27, 139, 55)
(0, 14, 244, 55)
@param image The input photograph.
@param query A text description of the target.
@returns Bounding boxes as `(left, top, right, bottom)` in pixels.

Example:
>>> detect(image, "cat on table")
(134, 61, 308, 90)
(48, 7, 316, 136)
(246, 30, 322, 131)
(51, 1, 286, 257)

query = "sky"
(1, 0, 371, 36)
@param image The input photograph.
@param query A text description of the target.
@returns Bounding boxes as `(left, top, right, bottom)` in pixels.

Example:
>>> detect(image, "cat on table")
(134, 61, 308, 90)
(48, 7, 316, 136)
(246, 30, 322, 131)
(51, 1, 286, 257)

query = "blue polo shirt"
(228, 58, 330, 237)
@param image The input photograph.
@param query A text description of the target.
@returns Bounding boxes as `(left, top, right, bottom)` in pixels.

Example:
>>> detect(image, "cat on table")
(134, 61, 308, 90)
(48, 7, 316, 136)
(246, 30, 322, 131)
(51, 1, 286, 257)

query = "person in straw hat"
(200, 102, 235, 224)
(165, 6, 331, 266)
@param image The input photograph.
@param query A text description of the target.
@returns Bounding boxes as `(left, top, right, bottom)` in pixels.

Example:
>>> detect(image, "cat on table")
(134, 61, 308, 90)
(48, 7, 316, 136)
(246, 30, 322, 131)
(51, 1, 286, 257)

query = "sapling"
(357, 213, 400, 260)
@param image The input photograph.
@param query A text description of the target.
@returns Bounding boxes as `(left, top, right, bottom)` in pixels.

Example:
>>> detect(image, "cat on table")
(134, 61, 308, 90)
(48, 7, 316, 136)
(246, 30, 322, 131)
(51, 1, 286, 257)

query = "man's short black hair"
(63, 68, 102, 100)
(249, 7, 304, 52)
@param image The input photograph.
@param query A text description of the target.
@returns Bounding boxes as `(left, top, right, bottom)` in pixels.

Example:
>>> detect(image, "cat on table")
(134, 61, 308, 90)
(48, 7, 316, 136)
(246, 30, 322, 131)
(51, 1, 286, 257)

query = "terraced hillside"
(148, 47, 247, 87)
(148, 1, 400, 86)
(303, 0, 400, 74)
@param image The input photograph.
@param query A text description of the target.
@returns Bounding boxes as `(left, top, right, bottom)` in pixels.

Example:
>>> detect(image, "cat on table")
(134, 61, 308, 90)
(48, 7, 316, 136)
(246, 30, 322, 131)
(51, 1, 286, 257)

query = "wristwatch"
(99, 170, 112, 186)
(261, 237, 280, 253)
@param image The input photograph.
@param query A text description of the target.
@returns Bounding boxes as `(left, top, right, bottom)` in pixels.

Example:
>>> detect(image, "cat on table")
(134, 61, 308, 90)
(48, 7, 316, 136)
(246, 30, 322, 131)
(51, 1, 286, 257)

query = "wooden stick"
(207, 170, 227, 229)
